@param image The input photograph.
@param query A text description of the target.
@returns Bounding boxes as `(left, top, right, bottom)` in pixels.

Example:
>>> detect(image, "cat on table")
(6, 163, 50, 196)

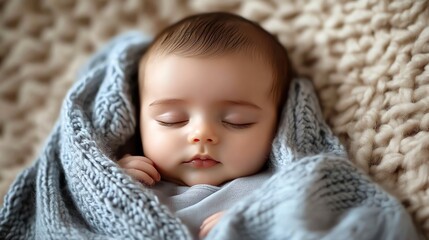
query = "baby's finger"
(201, 212, 224, 227)
(125, 169, 156, 186)
(199, 212, 224, 238)
(118, 156, 154, 165)
(200, 216, 216, 232)
(124, 160, 161, 181)
(117, 155, 136, 166)
(199, 218, 218, 239)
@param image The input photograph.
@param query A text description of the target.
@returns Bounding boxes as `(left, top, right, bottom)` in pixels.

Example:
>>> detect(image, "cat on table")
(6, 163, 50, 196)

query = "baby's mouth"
(184, 154, 220, 168)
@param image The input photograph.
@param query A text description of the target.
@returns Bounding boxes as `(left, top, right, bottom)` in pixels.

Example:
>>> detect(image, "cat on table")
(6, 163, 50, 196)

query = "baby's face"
(140, 53, 277, 186)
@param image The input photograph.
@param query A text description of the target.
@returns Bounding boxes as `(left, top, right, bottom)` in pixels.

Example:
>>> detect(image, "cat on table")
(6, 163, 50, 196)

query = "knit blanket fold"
(0, 32, 420, 239)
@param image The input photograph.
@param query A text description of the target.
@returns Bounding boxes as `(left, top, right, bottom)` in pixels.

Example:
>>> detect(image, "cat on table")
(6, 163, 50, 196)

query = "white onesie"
(151, 169, 273, 239)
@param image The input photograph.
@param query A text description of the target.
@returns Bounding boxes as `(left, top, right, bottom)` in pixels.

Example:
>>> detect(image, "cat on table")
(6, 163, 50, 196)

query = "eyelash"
(222, 122, 254, 129)
(156, 120, 254, 129)
(156, 120, 188, 127)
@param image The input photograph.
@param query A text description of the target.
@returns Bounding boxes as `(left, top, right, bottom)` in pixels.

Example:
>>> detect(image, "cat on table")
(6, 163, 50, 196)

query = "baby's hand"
(199, 211, 224, 239)
(117, 154, 161, 186)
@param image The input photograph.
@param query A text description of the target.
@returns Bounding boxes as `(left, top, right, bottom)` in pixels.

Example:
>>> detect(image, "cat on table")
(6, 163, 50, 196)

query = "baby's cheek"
(143, 132, 179, 168)
(143, 138, 162, 159)
(230, 132, 271, 171)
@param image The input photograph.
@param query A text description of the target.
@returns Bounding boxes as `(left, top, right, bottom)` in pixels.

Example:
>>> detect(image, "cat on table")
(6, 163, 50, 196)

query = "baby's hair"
(139, 12, 294, 115)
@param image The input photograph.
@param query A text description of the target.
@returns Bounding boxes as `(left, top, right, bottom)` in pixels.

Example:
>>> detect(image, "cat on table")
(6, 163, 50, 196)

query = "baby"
(118, 12, 293, 238)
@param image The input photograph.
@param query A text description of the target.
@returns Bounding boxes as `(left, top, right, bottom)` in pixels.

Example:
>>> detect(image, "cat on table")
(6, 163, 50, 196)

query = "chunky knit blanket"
(0, 32, 421, 239)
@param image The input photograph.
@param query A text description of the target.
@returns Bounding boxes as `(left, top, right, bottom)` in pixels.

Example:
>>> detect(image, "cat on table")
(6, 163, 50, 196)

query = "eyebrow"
(221, 100, 262, 110)
(149, 99, 262, 110)
(149, 99, 185, 106)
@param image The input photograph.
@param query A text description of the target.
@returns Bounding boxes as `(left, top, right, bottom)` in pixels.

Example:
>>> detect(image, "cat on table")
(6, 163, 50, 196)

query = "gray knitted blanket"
(0, 32, 420, 239)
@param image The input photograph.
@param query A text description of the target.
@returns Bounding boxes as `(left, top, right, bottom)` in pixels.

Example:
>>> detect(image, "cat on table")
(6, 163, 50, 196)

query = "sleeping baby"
(0, 9, 421, 240)
(117, 12, 293, 238)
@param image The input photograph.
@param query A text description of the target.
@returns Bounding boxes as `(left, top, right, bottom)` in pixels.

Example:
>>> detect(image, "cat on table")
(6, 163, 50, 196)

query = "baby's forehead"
(144, 51, 273, 77)
(140, 52, 277, 108)
(141, 50, 275, 89)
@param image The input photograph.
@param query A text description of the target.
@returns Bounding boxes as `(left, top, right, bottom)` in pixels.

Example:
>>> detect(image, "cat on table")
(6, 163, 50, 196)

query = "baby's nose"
(187, 127, 219, 144)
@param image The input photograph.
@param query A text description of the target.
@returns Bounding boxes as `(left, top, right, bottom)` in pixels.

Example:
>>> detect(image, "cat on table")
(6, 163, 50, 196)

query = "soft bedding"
(0, 32, 421, 239)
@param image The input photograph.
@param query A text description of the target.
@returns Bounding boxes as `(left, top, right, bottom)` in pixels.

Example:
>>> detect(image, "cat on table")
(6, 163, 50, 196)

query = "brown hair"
(139, 12, 294, 113)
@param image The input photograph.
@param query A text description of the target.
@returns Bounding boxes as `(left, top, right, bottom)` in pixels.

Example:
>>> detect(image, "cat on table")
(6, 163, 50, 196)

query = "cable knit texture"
(0, 32, 420, 239)
(1, 0, 428, 236)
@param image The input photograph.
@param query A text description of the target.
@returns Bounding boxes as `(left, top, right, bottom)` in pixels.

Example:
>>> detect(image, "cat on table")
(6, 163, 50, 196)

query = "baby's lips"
(189, 159, 219, 168)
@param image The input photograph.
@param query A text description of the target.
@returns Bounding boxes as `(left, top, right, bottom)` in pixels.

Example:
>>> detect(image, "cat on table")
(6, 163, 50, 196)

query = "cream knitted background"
(1, 0, 428, 236)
